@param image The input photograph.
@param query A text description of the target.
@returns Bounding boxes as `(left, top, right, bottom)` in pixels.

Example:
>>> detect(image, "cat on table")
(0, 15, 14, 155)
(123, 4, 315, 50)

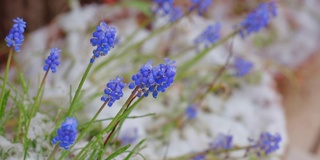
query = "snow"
(4, 0, 320, 159)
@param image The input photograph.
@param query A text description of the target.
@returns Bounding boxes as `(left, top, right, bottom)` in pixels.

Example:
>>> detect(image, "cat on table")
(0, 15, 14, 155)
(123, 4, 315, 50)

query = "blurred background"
(1, 0, 320, 159)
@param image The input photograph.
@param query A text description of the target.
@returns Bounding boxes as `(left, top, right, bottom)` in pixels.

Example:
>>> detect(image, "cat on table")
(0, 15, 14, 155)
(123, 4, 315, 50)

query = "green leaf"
(124, 139, 146, 160)
(105, 144, 131, 160)
(18, 70, 29, 94)
(1, 90, 10, 112)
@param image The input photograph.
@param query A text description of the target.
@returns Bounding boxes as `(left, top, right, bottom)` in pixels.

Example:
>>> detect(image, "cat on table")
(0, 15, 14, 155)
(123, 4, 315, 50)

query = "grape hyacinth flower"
(193, 155, 206, 160)
(43, 48, 61, 73)
(185, 104, 198, 120)
(120, 128, 138, 146)
(209, 134, 233, 151)
(239, 1, 277, 38)
(169, 6, 183, 23)
(101, 76, 126, 107)
(153, 0, 174, 16)
(190, 0, 212, 15)
(52, 117, 78, 150)
(233, 57, 253, 77)
(152, 58, 177, 98)
(195, 23, 221, 48)
(253, 132, 281, 156)
(129, 58, 177, 98)
(90, 22, 116, 63)
(5, 17, 27, 52)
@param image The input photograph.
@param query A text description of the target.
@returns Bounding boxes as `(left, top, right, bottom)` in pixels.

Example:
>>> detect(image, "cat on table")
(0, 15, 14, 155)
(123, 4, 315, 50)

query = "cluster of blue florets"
(153, 0, 174, 16)
(193, 155, 206, 160)
(209, 133, 233, 151)
(185, 104, 198, 120)
(195, 23, 221, 47)
(169, 6, 183, 22)
(5, 17, 27, 52)
(253, 132, 281, 156)
(120, 128, 138, 146)
(43, 48, 61, 73)
(239, 1, 277, 38)
(233, 57, 253, 77)
(90, 22, 116, 63)
(52, 117, 78, 150)
(101, 76, 126, 107)
(129, 58, 176, 98)
(190, 0, 212, 15)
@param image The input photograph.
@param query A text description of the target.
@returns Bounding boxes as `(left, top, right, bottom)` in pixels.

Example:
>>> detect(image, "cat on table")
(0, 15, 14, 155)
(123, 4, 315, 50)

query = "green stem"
(24, 69, 49, 160)
(0, 48, 13, 125)
(176, 31, 238, 80)
(47, 144, 60, 160)
(75, 101, 107, 144)
(65, 59, 93, 117)
(195, 38, 234, 105)
(75, 88, 141, 159)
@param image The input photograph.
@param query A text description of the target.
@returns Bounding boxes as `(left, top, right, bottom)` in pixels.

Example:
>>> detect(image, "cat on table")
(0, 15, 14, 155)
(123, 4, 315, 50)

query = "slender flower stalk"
(1, 18, 26, 131)
(0, 48, 13, 131)
(24, 48, 61, 159)
(47, 143, 60, 160)
(73, 76, 125, 146)
(65, 22, 117, 117)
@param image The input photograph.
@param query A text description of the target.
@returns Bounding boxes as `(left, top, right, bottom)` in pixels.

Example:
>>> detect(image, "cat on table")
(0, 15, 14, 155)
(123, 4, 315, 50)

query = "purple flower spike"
(52, 117, 78, 150)
(5, 17, 27, 52)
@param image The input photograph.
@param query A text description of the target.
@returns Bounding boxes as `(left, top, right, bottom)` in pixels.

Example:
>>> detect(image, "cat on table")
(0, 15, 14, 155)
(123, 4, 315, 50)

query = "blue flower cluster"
(233, 57, 253, 77)
(90, 22, 116, 63)
(52, 117, 78, 150)
(5, 17, 27, 52)
(239, 1, 277, 37)
(185, 104, 198, 120)
(190, 0, 213, 15)
(120, 128, 138, 146)
(43, 48, 61, 73)
(253, 132, 281, 156)
(101, 76, 126, 107)
(209, 134, 233, 151)
(153, 0, 184, 23)
(129, 58, 176, 98)
(153, 0, 174, 16)
(195, 23, 221, 47)
(193, 155, 206, 160)
(169, 6, 183, 22)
